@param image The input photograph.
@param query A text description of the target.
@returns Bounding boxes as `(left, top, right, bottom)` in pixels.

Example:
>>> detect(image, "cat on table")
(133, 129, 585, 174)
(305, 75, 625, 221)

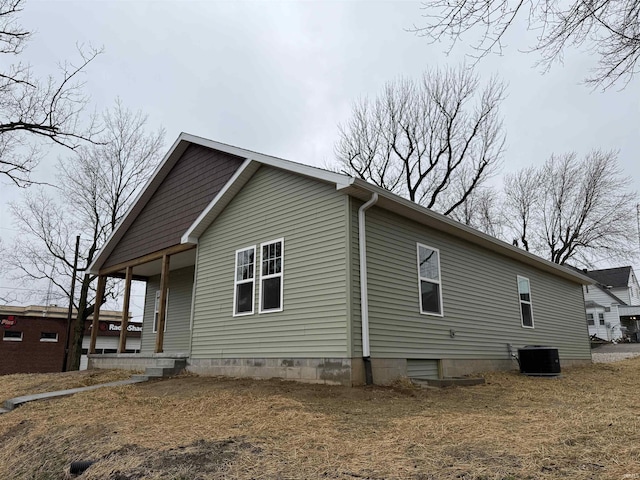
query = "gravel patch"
(592, 352, 640, 363)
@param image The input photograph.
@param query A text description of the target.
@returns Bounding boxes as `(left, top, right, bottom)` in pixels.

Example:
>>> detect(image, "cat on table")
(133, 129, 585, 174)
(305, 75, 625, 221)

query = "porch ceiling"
(130, 249, 196, 278)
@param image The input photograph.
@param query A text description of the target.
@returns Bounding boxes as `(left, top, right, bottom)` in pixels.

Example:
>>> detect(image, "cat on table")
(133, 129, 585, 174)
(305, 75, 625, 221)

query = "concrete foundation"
(187, 357, 355, 386)
(369, 358, 407, 385)
(88, 353, 592, 386)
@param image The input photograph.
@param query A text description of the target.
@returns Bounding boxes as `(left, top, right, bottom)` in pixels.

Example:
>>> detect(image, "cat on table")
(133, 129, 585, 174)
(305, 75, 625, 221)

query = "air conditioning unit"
(518, 346, 561, 376)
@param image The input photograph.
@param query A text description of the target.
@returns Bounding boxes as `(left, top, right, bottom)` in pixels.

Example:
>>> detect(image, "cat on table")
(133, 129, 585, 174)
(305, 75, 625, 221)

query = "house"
(86, 133, 593, 385)
(0, 305, 140, 375)
(582, 267, 640, 341)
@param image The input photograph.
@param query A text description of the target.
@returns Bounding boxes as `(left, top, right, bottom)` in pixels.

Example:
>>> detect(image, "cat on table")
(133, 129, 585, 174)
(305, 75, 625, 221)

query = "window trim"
(259, 238, 284, 314)
(40, 332, 59, 342)
(587, 312, 595, 326)
(153, 289, 169, 333)
(416, 243, 444, 317)
(598, 312, 605, 326)
(3, 330, 23, 341)
(233, 245, 257, 317)
(517, 275, 535, 329)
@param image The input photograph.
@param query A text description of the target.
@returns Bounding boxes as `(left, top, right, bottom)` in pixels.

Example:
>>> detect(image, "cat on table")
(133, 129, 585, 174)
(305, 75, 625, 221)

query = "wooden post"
(89, 275, 106, 354)
(155, 254, 170, 353)
(118, 266, 133, 353)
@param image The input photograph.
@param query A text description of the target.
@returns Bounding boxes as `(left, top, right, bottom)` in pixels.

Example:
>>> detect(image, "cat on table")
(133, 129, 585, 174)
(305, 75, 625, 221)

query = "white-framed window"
(599, 313, 605, 326)
(40, 332, 58, 342)
(3, 330, 22, 341)
(417, 243, 443, 316)
(233, 245, 256, 316)
(587, 313, 595, 325)
(153, 289, 169, 333)
(517, 276, 534, 328)
(259, 238, 284, 313)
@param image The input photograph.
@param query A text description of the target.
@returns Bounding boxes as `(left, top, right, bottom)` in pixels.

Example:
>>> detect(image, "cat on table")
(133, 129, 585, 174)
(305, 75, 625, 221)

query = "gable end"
(102, 144, 244, 269)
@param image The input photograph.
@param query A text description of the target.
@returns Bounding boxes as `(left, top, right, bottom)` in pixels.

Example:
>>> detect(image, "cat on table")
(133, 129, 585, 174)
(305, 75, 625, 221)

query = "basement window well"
(40, 332, 59, 342)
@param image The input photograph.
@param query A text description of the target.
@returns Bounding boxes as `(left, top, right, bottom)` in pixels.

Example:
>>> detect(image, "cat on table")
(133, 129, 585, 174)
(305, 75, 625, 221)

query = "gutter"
(358, 192, 378, 385)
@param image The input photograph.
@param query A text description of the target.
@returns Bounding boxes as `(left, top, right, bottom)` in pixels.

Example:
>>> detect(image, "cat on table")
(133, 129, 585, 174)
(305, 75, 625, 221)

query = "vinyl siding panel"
(140, 266, 194, 354)
(352, 203, 591, 361)
(104, 145, 243, 268)
(191, 167, 349, 358)
(350, 197, 362, 356)
(406, 359, 439, 380)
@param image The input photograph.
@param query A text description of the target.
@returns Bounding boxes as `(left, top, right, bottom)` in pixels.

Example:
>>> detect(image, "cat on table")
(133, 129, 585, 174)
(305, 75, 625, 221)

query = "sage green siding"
(191, 166, 349, 358)
(352, 204, 591, 361)
(349, 197, 362, 356)
(140, 266, 194, 354)
(406, 359, 439, 380)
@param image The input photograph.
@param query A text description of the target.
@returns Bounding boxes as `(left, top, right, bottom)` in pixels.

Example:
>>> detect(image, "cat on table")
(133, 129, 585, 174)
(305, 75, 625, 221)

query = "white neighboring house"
(582, 266, 640, 341)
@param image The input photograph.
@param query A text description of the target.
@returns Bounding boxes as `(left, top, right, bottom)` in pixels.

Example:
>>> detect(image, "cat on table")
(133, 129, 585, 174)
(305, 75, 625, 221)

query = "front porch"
(88, 352, 189, 379)
(88, 244, 196, 361)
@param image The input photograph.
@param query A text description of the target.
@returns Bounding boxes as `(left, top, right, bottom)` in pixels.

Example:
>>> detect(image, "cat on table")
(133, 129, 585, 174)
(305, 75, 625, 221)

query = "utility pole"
(62, 235, 81, 372)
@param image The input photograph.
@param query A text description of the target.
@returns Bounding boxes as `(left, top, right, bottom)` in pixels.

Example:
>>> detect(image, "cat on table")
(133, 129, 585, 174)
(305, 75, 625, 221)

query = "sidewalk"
(1, 377, 148, 414)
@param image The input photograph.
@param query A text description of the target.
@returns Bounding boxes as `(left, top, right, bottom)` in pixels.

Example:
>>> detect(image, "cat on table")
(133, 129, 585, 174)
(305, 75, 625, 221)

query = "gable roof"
(594, 284, 628, 305)
(585, 300, 605, 309)
(584, 267, 632, 289)
(89, 133, 593, 286)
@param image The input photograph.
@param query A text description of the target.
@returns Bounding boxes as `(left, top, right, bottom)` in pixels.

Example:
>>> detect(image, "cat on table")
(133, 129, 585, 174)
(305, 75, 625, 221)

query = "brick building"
(0, 305, 141, 375)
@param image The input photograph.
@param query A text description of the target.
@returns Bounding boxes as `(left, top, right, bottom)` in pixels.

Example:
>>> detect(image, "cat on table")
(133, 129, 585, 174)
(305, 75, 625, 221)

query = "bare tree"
(5, 100, 165, 370)
(503, 150, 638, 266)
(449, 185, 504, 238)
(412, 0, 640, 89)
(502, 166, 539, 252)
(0, 0, 101, 187)
(335, 66, 506, 217)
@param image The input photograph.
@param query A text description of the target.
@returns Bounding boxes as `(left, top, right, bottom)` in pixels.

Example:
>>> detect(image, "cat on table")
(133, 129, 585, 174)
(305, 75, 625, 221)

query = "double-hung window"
(260, 239, 284, 313)
(153, 289, 169, 333)
(234, 246, 256, 315)
(599, 313, 605, 326)
(517, 276, 534, 328)
(417, 243, 443, 316)
(587, 313, 595, 325)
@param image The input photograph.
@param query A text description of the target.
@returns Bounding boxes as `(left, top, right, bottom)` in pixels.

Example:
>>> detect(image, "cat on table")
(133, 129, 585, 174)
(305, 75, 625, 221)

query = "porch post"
(118, 266, 133, 353)
(90, 275, 106, 354)
(155, 254, 170, 353)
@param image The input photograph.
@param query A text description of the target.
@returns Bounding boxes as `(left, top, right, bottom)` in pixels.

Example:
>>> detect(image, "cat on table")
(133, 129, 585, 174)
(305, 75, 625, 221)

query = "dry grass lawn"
(1, 359, 640, 479)
(0, 369, 133, 401)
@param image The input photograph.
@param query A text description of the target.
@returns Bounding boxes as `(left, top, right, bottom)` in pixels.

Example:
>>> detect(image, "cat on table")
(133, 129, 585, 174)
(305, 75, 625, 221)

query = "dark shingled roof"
(585, 300, 605, 309)
(584, 267, 632, 288)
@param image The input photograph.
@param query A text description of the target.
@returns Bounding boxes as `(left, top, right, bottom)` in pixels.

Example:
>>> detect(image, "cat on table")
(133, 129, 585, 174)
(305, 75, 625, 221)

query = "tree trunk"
(66, 274, 92, 371)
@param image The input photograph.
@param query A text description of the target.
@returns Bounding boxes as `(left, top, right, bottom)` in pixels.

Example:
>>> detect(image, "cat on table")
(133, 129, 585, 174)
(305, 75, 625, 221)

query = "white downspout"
(358, 192, 378, 384)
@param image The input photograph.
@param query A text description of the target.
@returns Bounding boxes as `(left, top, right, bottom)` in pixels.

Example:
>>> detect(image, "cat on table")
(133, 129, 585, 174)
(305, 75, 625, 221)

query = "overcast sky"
(1, 0, 640, 310)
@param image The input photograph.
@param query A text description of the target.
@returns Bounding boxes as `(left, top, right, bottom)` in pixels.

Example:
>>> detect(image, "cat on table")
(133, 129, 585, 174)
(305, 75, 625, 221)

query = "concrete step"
(131, 374, 150, 381)
(412, 377, 485, 388)
(0, 407, 10, 415)
(144, 366, 172, 378)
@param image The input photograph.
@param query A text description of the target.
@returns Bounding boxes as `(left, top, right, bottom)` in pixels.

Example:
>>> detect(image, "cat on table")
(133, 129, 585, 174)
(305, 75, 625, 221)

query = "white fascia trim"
(180, 133, 354, 188)
(88, 134, 192, 274)
(181, 158, 255, 244)
(347, 179, 593, 286)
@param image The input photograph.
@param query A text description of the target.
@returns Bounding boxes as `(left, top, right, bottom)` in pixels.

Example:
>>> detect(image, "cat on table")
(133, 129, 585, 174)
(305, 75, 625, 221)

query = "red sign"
(1, 316, 16, 328)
